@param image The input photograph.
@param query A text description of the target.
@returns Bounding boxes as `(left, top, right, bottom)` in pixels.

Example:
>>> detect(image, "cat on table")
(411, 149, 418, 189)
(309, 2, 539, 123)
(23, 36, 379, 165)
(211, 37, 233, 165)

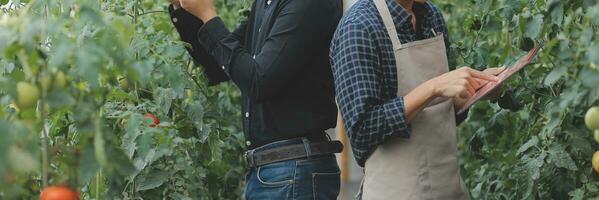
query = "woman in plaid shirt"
(331, 0, 504, 199)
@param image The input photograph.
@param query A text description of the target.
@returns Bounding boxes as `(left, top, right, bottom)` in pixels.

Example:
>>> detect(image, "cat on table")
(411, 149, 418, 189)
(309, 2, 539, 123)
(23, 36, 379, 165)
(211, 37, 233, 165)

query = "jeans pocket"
(256, 161, 295, 187)
(312, 172, 341, 200)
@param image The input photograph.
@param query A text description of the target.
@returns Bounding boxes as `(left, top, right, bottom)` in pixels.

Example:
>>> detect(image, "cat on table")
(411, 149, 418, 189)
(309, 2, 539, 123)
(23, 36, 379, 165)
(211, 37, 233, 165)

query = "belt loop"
(247, 149, 256, 168)
(301, 137, 312, 159)
(325, 133, 332, 141)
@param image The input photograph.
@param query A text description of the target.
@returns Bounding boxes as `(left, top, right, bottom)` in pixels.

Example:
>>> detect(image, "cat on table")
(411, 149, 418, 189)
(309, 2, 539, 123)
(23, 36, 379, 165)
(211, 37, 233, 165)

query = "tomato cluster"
(587, 107, 599, 172)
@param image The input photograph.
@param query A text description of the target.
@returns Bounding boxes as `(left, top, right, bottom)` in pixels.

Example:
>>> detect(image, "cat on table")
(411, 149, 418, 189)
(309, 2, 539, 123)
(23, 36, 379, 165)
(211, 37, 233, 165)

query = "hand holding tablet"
(457, 46, 542, 114)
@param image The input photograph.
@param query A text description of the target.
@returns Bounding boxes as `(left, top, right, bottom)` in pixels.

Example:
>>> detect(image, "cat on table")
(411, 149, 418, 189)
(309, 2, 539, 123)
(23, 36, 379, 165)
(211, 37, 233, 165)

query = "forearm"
(403, 80, 437, 122)
(168, 5, 229, 85)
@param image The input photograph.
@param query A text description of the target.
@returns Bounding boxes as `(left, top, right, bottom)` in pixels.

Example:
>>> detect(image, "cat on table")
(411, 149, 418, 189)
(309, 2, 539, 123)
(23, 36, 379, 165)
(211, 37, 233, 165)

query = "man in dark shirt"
(168, 0, 343, 199)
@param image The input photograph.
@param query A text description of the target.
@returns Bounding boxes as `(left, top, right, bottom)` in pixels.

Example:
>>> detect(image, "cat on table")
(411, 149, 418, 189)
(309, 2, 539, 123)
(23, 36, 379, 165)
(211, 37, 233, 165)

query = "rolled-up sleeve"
(330, 20, 411, 167)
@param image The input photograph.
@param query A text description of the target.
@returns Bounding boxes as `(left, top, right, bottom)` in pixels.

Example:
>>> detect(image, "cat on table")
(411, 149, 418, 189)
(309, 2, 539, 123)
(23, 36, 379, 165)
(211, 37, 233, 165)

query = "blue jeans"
(244, 139, 341, 200)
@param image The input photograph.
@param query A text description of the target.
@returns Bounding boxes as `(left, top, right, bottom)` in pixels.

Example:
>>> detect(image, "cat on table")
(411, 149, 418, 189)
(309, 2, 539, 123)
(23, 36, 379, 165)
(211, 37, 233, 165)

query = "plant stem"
(137, 10, 167, 16)
(95, 169, 101, 200)
(41, 1, 50, 189)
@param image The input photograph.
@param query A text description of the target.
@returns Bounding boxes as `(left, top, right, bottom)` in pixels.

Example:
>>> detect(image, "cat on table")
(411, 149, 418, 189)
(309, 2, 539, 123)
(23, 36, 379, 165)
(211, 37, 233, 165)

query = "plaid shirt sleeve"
(330, 20, 411, 167)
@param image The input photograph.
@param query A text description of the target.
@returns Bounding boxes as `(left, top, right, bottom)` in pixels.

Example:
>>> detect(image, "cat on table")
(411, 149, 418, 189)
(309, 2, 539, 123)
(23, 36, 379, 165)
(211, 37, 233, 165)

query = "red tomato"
(40, 186, 79, 200)
(144, 113, 160, 127)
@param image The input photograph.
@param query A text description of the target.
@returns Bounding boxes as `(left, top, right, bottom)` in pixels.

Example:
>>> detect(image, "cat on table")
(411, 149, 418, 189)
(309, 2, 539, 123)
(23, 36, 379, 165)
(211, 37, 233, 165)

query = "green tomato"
(594, 130, 599, 144)
(118, 76, 129, 91)
(53, 71, 67, 89)
(585, 107, 599, 130)
(593, 151, 599, 173)
(40, 75, 51, 92)
(16, 82, 40, 110)
(41, 71, 67, 91)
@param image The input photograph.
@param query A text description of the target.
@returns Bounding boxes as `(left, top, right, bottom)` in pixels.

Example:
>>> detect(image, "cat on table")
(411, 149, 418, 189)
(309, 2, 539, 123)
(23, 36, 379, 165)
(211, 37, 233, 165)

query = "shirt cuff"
(168, 5, 203, 40)
(383, 97, 412, 138)
(168, 5, 190, 24)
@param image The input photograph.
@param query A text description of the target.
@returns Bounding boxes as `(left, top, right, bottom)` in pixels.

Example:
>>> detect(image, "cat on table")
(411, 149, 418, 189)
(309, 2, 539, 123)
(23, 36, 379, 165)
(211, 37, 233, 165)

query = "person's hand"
(180, 0, 217, 22)
(169, 0, 181, 10)
(482, 66, 507, 100)
(453, 96, 468, 110)
(428, 67, 499, 99)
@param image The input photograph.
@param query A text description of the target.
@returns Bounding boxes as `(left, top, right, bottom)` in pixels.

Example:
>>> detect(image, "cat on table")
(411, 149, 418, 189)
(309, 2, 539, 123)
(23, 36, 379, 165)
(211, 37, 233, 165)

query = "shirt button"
(221, 65, 225, 70)
(172, 17, 178, 23)
(246, 141, 251, 146)
(259, 28, 261, 32)
(252, 55, 256, 59)
(245, 112, 250, 118)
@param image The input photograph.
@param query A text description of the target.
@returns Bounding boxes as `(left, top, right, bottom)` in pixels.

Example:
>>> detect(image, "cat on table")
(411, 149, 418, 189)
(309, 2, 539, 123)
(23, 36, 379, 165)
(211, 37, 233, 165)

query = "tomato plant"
(0, 0, 249, 199)
(0, 0, 597, 199)
(438, 0, 599, 199)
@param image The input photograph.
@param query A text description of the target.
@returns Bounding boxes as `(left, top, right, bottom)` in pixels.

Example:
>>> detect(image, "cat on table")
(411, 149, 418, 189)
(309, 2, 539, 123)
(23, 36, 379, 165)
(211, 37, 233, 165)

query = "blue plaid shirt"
(330, 0, 449, 167)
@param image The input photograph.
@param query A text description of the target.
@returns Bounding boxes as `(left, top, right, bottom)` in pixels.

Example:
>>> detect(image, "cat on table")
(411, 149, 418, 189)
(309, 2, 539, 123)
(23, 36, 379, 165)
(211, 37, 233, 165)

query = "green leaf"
(547, 144, 578, 171)
(580, 68, 599, 88)
(79, 146, 101, 184)
(155, 87, 176, 115)
(517, 136, 539, 155)
(107, 146, 137, 177)
(587, 43, 599, 65)
(184, 100, 204, 130)
(588, 4, 599, 24)
(544, 67, 567, 86)
(548, 0, 564, 25)
(526, 152, 546, 180)
(46, 90, 76, 107)
(525, 14, 544, 39)
(136, 171, 168, 191)
(8, 146, 38, 174)
(568, 189, 584, 200)
(89, 171, 107, 198)
(123, 114, 143, 158)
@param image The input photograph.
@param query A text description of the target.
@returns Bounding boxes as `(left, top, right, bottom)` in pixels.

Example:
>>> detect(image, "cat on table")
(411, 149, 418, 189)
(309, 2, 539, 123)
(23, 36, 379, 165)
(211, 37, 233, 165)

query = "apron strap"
(373, 0, 402, 49)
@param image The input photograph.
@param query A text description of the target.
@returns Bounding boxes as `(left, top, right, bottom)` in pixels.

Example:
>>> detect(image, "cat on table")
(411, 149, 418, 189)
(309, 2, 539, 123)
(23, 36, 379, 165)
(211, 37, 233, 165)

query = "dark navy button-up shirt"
(170, 0, 343, 149)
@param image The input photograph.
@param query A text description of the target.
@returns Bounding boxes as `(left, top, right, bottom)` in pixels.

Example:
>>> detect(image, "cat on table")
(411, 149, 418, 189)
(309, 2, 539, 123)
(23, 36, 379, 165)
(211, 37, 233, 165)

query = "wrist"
(194, 9, 217, 22)
(424, 78, 439, 98)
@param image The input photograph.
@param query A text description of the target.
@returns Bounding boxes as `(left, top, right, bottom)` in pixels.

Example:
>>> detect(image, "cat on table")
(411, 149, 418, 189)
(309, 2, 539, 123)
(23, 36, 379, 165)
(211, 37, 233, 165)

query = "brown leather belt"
(244, 140, 343, 168)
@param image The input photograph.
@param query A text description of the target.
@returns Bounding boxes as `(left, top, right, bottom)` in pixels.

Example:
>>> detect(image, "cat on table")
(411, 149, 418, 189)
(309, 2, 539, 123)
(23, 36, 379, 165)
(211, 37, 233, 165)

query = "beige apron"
(362, 0, 469, 199)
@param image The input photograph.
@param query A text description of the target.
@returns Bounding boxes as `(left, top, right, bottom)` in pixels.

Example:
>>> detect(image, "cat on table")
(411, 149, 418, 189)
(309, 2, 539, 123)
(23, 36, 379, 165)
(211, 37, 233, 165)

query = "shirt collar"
(383, 0, 432, 28)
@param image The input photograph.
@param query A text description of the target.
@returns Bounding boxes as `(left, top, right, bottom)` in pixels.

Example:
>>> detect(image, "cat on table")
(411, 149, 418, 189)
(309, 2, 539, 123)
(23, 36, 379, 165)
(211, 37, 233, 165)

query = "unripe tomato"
(593, 151, 599, 173)
(40, 186, 79, 200)
(118, 76, 129, 91)
(41, 71, 67, 92)
(53, 71, 67, 89)
(144, 113, 159, 128)
(40, 75, 52, 92)
(185, 89, 193, 101)
(586, 107, 599, 130)
(595, 130, 599, 144)
(16, 82, 40, 110)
